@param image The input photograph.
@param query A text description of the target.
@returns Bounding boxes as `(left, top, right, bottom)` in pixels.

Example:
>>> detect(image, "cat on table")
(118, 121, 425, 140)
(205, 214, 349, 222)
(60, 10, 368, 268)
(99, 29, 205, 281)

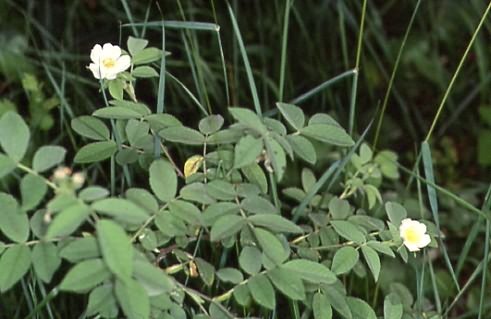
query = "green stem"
(425, 1, 491, 142)
(278, 0, 291, 102)
(348, 0, 367, 135)
(373, 0, 421, 149)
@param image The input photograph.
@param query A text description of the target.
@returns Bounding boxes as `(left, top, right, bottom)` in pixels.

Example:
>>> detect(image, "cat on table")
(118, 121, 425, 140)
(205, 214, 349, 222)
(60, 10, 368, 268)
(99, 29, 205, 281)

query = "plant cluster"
(0, 36, 439, 319)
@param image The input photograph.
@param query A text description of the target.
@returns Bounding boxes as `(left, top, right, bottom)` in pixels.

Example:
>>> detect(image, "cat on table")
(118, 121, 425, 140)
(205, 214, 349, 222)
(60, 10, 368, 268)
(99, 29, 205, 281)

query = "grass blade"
(372, 0, 421, 148)
(289, 69, 356, 105)
(348, 0, 367, 135)
(278, 0, 292, 102)
(227, 2, 262, 116)
(421, 141, 460, 291)
(425, 1, 491, 141)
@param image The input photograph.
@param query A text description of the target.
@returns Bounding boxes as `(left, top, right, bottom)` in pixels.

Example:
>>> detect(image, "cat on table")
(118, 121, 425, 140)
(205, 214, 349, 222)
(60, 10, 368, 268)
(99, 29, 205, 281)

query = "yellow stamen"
(102, 58, 116, 68)
(404, 228, 420, 244)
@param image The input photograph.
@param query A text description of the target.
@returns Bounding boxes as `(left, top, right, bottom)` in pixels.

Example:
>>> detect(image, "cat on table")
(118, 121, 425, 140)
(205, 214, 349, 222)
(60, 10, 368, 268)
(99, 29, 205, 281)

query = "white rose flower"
(88, 43, 131, 80)
(399, 218, 431, 252)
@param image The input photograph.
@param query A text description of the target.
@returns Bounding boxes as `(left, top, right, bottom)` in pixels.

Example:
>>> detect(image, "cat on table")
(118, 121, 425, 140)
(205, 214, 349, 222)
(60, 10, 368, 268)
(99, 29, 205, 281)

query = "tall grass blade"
(425, 1, 491, 141)
(155, 22, 166, 158)
(227, 2, 262, 116)
(289, 69, 356, 105)
(372, 0, 421, 148)
(348, 0, 367, 135)
(278, 0, 292, 102)
(421, 141, 460, 291)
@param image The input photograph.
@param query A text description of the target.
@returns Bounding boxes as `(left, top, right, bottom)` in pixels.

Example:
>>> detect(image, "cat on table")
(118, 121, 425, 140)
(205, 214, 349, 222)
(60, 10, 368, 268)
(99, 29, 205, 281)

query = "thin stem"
(373, 0, 421, 149)
(17, 163, 58, 190)
(425, 1, 491, 142)
(278, 0, 291, 102)
(348, 0, 367, 135)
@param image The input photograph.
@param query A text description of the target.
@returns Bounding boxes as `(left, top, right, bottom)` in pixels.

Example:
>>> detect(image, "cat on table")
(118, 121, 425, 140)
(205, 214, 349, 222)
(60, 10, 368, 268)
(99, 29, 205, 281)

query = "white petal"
(114, 55, 131, 73)
(404, 241, 420, 252)
(399, 218, 412, 236)
(90, 44, 102, 63)
(418, 234, 431, 248)
(105, 72, 118, 80)
(102, 43, 114, 53)
(89, 63, 102, 79)
(415, 221, 427, 234)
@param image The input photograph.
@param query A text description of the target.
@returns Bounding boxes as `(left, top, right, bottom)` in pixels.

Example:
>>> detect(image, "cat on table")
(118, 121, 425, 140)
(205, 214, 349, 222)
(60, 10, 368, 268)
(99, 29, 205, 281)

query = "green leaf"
(241, 195, 278, 214)
(32, 146, 66, 172)
(108, 79, 124, 100)
(169, 200, 202, 226)
(92, 198, 149, 225)
(331, 220, 365, 244)
(347, 297, 377, 319)
(361, 246, 380, 282)
(329, 196, 351, 220)
(313, 292, 333, 319)
(264, 137, 287, 181)
(233, 283, 251, 306)
(247, 274, 276, 310)
(277, 102, 305, 130)
(45, 203, 91, 239)
(125, 188, 158, 213)
(97, 219, 133, 280)
(86, 284, 118, 317)
(199, 115, 224, 134)
(210, 215, 245, 241)
(20, 174, 47, 211)
(159, 126, 205, 145)
(367, 241, 395, 258)
(59, 258, 111, 292)
(207, 129, 242, 144)
(254, 228, 288, 265)
(0, 153, 16, 178)
(282, 259, 336, 284)
(385, 202, 407, 226)
(180, 182, 216, 205)
(0, 193, 29, 243)
(248, 214, 303, 234)
(331, 246, 359, 275)
(0, 245, 31, 292)
(325, 288, 352, 319)
(115, 278, 150, 319)
(79, 186, 110, 202)
(71, 116, 110, 141)
(233, 135, 263, 169)
(149, 159, 177, 203)
(133, 66, 159, 78)
(31, 242, 61, 283)
(287, 135, 316, 164)
(229, 107, 267, 133)
(267, 267, 305, 300)
(93, 106, 142, 120)
(241, 163, 268, 194)
(301, 124, 354, 147)
(384, 293, 403, 319)
(195, 257, 215, 286)
(134, 259, 175, 296)
(109, 100, 152, 116)
(132, 47, 161, 65)
(59, 237, 100, 262)
(216, 268, 244, 284)
(126, 119, 150, 146)
(239, 246, 262, 275)
(144, 113, 182, 131)
(128, 36, 148, 55)
(74, 141, 117, 163)
(0, 111, 30, 162)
